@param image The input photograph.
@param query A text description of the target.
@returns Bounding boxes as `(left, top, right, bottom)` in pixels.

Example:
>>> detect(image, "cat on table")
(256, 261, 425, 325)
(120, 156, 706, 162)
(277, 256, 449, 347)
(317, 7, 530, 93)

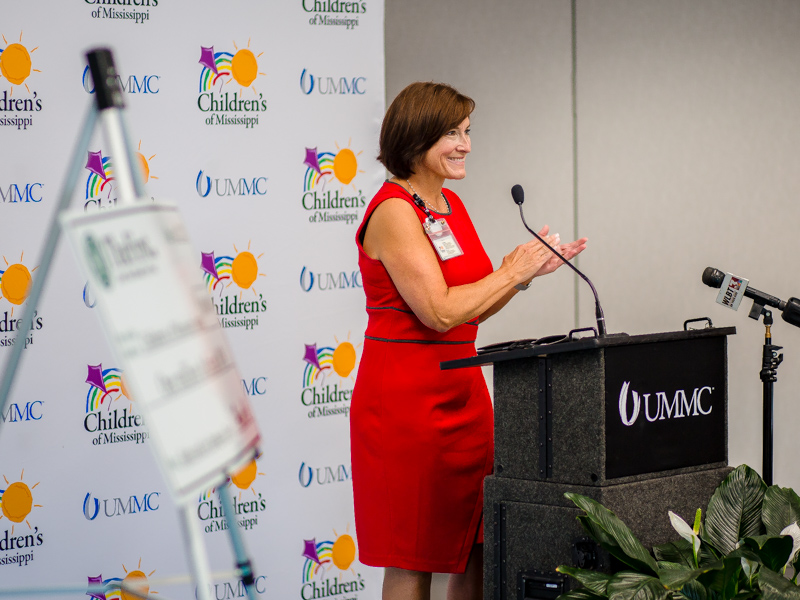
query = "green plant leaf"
(697, 556, 745, 599)
(675, 579, 708, 600)
(654, 539, 696, 567)
(658, 561, 724, 590)
(567, 493, 659, 576)
(556, 590, 608, 600)
(557, 566, 613, 595)
(705, 465, 767, 555)
(742, 535, 794, 572)
(758, 566, 800, 600)
(606, 572, 669, 600)
(763, 487, 800, 537)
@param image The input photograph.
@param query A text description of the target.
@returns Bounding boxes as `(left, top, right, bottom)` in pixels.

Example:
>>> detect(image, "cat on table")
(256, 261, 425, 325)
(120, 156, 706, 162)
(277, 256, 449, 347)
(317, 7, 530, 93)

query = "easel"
(0, 49, 260, 600)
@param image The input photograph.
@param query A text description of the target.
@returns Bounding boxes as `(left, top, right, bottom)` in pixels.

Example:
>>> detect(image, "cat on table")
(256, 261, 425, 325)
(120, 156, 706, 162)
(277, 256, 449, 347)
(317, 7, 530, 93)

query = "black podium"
(442, 326, 735, 600)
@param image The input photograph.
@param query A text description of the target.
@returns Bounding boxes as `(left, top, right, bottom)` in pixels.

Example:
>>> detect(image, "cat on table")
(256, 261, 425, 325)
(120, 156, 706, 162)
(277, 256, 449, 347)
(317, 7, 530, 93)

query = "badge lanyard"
(410, 192, 464, 261)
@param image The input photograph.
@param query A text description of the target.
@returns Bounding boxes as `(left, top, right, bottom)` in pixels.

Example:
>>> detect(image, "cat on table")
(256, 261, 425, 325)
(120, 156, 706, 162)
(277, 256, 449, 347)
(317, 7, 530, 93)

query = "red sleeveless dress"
(351, 181, 494, 573)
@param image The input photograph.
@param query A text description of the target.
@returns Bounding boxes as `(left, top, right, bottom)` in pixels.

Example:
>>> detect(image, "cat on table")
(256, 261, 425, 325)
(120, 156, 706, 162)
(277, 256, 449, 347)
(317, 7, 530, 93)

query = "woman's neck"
(392, 174, 447, 212)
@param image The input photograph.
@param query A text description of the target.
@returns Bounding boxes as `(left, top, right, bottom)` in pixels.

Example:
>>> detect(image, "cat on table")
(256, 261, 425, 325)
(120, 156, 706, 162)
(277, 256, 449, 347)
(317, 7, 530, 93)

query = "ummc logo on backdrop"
(0, 251, 43, 351)
(83, 491, 160, 521)
(82, 66, 160, 94)
(195, 170, 268, 197)
(617, 381, 714, 426)
(83, 363, 149, 446)
(85, 1, 158, 25)
(197, 42, 267, 128)
(302, 0, 367, 30)
(83, 145, 158, 211)
(196, 457, 267, 534)
(301, 338, 359, 419)
(302, 144, 366, 225)
(300, 266, 361, 292)
(1, 182, 43, 204)
(200, 243, 267, 330)
(0, 32, 43, 131)
(300, 69, 366, 95)
(298, 462, 351, 488)
(301, 528, 366, 599)
(87, 561, 159, 600)
(0, 469, 44, 568)
(197, 576, 268, 600)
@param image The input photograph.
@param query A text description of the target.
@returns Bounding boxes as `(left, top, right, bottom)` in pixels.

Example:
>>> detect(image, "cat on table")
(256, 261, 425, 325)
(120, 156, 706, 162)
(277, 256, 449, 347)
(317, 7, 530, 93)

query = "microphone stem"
(518, 205, 607, 336)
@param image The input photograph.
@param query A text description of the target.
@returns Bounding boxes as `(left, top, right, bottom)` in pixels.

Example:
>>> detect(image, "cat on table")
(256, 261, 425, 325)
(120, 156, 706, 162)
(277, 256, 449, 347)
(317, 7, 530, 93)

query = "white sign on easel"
(61, 201, 260, 505)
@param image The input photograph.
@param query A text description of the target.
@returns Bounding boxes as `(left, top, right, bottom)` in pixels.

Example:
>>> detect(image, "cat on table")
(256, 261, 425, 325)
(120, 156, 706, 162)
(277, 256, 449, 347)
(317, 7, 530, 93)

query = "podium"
(442, 326, 735, 600)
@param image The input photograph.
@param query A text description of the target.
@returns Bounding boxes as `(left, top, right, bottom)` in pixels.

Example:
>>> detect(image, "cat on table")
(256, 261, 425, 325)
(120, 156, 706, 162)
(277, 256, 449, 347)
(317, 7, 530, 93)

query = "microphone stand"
(755, 308, 783, 486)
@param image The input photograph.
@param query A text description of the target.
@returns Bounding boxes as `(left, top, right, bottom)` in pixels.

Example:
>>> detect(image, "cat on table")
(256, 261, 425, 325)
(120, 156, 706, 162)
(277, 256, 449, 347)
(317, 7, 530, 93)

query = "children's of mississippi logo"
(86, 0, 158, 25)
(198, 42, 266, 128)
(301, 528, 365, 599)
(84, 363, 149, 447)
(84, 144, 157, 211)
(0, 252, 43, 350)
(302, 336, 359, 419)
(0, 470, 44, 568)
(87, 560, 157, 600)
(302, 0, 367, 30)
(201, 242, 267, 330)
(197, 457, 266, 534)
(302, 143, 366, 225)
(0, 32, 42, 131)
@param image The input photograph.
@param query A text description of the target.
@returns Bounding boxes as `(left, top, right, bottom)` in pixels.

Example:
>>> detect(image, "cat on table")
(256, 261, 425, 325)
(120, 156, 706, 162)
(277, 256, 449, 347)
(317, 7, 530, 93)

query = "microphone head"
(511, 184, 524, 205)
(702, 267, 725, 289)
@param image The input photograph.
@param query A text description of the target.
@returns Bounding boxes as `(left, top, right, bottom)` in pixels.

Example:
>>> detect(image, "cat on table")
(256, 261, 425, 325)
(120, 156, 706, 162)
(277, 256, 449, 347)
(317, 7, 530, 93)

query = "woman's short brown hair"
(378, 82, 475, 179)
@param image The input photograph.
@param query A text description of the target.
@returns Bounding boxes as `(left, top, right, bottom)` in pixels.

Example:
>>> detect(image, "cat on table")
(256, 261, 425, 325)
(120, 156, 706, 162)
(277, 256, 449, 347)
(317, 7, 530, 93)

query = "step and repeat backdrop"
(0, 2, 386, 600)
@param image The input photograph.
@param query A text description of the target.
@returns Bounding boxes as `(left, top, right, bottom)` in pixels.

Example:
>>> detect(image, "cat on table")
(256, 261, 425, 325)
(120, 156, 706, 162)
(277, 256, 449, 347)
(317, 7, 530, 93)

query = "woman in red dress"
(351, 82, 587, 600)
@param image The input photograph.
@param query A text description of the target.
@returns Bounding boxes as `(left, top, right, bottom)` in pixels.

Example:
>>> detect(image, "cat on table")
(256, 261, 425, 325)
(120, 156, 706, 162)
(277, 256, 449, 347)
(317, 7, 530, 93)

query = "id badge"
(424, 218, 463, 261)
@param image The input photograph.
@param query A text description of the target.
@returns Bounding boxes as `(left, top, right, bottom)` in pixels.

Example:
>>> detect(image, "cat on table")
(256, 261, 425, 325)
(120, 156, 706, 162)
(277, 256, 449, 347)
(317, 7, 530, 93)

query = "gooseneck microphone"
(701, 266, 800, 327)
(511, 184, 607, 337)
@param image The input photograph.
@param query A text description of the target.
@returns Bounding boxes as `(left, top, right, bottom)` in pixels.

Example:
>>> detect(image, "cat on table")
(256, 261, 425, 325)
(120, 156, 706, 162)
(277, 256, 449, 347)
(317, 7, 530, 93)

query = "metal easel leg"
(218, 487, 259, 600)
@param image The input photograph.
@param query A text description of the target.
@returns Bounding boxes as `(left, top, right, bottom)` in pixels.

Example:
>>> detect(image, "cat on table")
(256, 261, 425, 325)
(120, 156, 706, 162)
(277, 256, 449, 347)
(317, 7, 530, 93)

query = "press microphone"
(511, 184, 607, 337)
(701, 266, 800, 327)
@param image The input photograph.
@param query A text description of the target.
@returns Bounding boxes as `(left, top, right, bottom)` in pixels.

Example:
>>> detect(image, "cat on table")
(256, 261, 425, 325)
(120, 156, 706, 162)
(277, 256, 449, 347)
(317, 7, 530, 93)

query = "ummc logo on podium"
(617, 381, 714, 426)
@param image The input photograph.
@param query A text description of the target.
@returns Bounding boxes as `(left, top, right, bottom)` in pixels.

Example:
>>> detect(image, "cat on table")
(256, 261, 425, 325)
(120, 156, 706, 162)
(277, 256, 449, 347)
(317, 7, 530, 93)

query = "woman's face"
(418, 118, 471, 181)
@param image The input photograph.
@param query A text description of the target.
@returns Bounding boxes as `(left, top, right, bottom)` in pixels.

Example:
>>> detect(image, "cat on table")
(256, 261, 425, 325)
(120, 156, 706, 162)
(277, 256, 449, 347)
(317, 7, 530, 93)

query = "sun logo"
(90, 560, 158, 600)
(303, 141, 364, 193)
(302, 334, 360, 387)
(0, 32, 40, 96)
(135, 141, 158, 185)
(85, 363, 131, 412)
(0, 470, 41, 535)
(301, 526, 358, 583)
(85, 151, 115, 199)
(198, 41, 265, 94)
(197, 455, 264, 504)
(0, 252, 37, 316)
(200, 242, 266, 298)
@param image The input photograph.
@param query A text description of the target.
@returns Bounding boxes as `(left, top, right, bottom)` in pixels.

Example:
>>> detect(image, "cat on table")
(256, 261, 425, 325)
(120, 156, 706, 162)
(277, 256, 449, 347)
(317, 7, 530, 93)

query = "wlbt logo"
(87, 559, 158, 600)
(300, 69, 366, 95)
(302, 143, 366, 225)
(0, 182, 43, 205)
(0, 469, 44, 568)
(83, 143, 158, 212)
(0, 251, 43, 350)
(195, 170, 268, 198)
(0, 32, 42, 131)
(197, 457, 266, 534)
(617, 381, 714, 426)
(301, 527, 365, 599)
(197, 42, 267, 128)
(83, 491, 160, 521)
(200, 242, 267, 330)
(82, 65, 160, 94)
(83, 363, 149, 446)
(300, 266, 361, 292)
(298, 462, 351, 488)
(301, 336, 359, 419)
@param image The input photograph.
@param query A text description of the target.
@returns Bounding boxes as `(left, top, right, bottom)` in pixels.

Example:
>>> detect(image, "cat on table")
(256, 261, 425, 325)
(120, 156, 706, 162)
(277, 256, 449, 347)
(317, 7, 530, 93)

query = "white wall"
(386, 0, 800, 522)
